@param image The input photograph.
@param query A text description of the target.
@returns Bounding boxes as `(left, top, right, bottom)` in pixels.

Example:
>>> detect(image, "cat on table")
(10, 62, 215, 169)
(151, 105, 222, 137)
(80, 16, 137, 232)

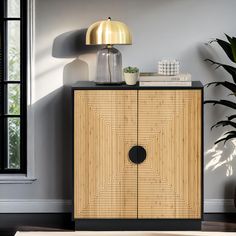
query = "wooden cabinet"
(73, 81, 203, 230)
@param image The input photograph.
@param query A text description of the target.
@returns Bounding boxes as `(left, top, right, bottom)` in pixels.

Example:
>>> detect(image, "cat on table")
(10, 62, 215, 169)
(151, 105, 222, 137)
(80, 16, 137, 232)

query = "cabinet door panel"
(74, 90, 137, 219)
(138, 90, 201, 219)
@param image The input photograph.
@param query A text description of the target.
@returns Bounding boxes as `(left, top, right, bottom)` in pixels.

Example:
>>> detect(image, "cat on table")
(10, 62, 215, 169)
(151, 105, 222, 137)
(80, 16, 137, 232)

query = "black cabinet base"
(75, 219, 202, 231)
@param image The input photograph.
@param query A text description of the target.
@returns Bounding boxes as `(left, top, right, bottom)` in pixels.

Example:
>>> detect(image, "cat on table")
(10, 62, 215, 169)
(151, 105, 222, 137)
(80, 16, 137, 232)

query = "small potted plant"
(123, 66, 139, 85)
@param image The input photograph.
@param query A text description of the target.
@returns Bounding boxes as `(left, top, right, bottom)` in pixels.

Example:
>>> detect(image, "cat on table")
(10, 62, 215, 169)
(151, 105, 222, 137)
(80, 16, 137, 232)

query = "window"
(0, 0, 27, 173)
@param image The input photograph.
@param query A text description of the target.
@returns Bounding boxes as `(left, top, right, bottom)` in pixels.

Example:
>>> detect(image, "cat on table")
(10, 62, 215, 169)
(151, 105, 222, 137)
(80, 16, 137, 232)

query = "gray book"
(139, 73, 192, 82)
(139, 81, 192, 87)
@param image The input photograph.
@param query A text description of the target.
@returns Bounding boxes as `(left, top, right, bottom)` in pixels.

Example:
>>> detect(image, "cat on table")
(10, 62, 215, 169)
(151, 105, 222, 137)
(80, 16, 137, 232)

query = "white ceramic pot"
(124, 72, 139, 85)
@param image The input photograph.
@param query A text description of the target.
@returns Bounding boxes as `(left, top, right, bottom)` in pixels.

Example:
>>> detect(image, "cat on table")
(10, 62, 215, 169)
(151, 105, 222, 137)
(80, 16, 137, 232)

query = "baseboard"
(204, 213, 236, 223)
(204, 199, 236, 213)
(0, 199, 71, 213)
(0, 213, 74, 234)
(0, 198, 235, 213)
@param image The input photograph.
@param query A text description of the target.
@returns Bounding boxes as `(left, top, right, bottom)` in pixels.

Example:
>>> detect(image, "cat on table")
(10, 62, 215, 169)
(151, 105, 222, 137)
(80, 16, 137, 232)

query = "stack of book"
(139, 73, 192, 87)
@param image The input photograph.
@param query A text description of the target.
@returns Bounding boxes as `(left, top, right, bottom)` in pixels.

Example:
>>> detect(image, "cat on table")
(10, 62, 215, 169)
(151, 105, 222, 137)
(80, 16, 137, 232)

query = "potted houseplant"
(205, 34, 236, 209)
(123, 66, 139, 85)
(204, 34, 236, 145)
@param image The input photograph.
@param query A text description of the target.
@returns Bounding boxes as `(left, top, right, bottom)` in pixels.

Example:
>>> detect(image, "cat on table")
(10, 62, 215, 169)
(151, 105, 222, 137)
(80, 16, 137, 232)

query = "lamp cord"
(107, 47, 112, 83)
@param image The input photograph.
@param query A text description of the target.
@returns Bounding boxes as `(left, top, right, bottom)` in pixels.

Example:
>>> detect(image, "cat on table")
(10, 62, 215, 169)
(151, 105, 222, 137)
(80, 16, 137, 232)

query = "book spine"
(139, 74, 191, 82)
(139, 81, 192, 87)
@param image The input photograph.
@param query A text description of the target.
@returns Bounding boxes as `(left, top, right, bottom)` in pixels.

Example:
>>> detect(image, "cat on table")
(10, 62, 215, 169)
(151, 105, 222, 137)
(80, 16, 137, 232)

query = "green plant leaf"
(123, 66, 139, 73)
(231, 37, 236, 63)
(215, 38, 234, 62)
(211, 120, 236, 130)
(204, 99, 236, 110)
(227, 114, 236, 120)
(205, 59, 236, 83)
(205, 81, 236, 93)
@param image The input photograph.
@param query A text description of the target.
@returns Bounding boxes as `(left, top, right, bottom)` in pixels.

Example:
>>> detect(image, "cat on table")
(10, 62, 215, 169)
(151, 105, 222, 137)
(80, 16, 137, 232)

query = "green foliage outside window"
(8, 46, 20, 169)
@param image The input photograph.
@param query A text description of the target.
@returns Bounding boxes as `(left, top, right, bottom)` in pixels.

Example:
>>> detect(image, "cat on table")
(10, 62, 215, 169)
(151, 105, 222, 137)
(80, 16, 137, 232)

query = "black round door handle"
(129, 145, 146, 164)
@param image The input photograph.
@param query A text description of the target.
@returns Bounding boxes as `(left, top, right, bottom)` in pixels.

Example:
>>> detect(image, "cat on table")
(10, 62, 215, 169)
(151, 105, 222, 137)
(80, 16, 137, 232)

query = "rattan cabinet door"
(138, 90, 202, 219)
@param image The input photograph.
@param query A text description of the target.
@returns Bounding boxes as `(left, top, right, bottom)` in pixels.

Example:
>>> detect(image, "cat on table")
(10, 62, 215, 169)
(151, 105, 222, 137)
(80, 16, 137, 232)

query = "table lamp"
(86, 17, 132, 84)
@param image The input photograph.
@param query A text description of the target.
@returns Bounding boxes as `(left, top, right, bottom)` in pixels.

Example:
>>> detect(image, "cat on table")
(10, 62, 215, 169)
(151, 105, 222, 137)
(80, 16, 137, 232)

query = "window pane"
(7, 118, 20, 169)
(6, 84, 21, 115)
(7, 21, 20, 81)
(7, 0, 20, 18)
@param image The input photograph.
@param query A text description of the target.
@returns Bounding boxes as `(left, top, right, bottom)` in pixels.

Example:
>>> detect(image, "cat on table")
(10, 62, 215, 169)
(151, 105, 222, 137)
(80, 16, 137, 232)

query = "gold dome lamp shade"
(86, 17, 132, 84)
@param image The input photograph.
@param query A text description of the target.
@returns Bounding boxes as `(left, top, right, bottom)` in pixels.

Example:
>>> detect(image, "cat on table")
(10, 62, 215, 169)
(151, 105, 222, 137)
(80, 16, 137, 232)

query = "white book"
(139, 73, 191, 82)
(139, 81, 192, 87)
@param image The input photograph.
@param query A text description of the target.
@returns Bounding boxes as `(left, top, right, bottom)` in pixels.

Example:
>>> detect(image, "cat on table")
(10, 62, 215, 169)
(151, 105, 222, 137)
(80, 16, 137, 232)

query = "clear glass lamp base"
(95, 46, 123, 84)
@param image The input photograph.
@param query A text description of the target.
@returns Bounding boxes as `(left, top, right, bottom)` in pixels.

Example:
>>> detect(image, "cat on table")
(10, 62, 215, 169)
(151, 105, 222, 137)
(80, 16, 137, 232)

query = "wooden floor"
(3, 222, 236, 236)
(14, 228, 236, 236)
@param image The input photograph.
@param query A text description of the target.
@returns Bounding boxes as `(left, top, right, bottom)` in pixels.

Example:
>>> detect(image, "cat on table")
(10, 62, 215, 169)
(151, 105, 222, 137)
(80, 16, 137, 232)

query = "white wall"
(0, 0, 236, 213)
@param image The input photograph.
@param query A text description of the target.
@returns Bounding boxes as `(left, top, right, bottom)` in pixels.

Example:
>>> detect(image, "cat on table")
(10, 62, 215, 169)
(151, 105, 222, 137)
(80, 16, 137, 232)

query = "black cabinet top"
(72, 81, 203, 90)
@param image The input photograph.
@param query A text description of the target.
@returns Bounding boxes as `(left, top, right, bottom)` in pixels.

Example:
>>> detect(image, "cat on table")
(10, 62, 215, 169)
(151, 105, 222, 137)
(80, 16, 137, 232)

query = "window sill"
(0, 175, 37, 184)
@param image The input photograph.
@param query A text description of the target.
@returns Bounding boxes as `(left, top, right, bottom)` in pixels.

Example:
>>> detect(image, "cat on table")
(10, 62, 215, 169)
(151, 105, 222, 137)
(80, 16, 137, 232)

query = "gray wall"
(1, 0, 236, 212)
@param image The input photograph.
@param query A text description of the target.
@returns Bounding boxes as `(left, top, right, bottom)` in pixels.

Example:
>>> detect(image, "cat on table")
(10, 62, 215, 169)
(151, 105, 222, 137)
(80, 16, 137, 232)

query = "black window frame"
(0, 0, 27, 174)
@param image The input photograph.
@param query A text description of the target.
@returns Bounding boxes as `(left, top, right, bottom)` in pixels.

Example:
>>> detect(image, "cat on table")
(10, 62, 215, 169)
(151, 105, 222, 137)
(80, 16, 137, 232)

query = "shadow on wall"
(52, 28, 98, 83)
(52, 28, 96, 57)
(33, 87, 69, 198)
(224, 179, 236, 212)
(205, 134, 236, 211)
(45, 29, 98, 199)
(204, 137, 236, 177)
